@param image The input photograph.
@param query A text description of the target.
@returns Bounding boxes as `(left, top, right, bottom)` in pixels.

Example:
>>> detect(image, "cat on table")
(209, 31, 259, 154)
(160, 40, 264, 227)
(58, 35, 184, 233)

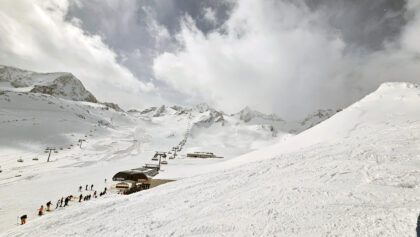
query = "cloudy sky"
(0, 0, 419, 120)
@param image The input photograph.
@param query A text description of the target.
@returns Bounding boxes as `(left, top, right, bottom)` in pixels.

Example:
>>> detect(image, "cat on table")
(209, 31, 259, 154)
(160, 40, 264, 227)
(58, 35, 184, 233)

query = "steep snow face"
(0, 65, 97, 103)
(5, 82, 419, 236)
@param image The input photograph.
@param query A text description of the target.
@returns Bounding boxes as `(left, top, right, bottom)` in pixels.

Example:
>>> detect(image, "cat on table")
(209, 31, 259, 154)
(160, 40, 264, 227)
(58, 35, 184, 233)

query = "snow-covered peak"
(376, 81, 419, 91)
(192, 103, 213, 113)
(235, 106, 284, 123)
(0, 65, 97, 103)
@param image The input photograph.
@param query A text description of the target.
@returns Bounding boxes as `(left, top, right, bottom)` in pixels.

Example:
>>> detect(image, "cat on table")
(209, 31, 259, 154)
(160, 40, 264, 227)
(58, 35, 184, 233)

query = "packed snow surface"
(3, 82, 420, 236)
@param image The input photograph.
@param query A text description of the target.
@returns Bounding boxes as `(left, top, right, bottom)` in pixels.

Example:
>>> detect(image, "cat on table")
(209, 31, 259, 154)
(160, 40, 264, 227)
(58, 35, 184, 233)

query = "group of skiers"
(79, 184, 94, 192)
(19, 182, 108, 225)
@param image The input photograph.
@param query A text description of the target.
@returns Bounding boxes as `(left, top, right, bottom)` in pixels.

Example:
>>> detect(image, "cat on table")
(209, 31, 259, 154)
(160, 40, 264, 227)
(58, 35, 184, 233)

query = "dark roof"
(112, 170, 149, 182)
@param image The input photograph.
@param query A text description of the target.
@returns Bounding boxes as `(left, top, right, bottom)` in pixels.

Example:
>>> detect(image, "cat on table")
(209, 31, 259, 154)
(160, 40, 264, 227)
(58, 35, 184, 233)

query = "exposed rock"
(153, 105, 166, 117)
(100, 102, 124, 112)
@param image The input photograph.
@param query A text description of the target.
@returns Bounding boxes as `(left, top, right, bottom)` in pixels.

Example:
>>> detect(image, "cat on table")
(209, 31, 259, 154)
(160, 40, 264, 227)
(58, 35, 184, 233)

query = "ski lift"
(152, 153, 159, 161)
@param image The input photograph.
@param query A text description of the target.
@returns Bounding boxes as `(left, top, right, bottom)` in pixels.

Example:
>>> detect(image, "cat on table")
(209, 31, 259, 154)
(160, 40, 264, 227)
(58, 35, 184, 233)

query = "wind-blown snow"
(3, 82, 420, 236)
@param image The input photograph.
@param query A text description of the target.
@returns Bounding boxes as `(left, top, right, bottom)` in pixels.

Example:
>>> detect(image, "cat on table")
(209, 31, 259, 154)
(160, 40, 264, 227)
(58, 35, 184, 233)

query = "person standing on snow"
(64, 197, 69, 207)
(60, 197, 63, 207)
(79, 194, 83, 202)
(38, 205, 44, 216)
(56, 199, 60, 209)
(416, 213, 420, 237)
(20, 215, 27, 225)
(85, 184, 88, 191)
(79, 186, 82, 192)
(46, 201, 52, 211)
(91, 184, 94, 190)
(94, 191, 97, 198)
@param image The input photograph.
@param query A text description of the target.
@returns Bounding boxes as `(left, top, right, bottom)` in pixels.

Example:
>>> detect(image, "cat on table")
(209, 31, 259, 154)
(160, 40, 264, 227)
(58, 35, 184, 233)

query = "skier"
(94, 191, 97, 198)
(417, 213, 420, 237)
(38, 205, 44, 216)
(91, 184, 94, 190)
(104, 187, 107, 194)
(64, 197, 69, 207)
(85, 184, 88, 191)
(104, 178, 107, 183)
(60, 197, 63, 207)
(79, 194, 83, 202)
(56, 199, 60, 209)
(46, 201, 52, 211)
(79, 186, 82, 192)
(20, 215, 27, 225)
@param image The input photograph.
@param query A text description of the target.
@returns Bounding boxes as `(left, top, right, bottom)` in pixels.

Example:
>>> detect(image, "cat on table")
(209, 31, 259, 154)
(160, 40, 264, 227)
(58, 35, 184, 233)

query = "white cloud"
(203, 7, 217, 24)
(153, 0, 420, 120)
(0, 0, 154, 109)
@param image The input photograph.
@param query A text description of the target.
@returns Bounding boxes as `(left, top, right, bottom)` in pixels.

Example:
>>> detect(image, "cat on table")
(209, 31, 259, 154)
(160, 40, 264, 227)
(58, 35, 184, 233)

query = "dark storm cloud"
(305, 0, 408, 51)
(67, 0, 233, 79)
(66, 0, 234, 107)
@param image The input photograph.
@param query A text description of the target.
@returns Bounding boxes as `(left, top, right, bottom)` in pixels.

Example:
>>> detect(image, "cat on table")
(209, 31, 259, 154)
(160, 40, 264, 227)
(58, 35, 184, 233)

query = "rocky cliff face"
(29, 73, 97, 103)
(0, 65, 97, 103)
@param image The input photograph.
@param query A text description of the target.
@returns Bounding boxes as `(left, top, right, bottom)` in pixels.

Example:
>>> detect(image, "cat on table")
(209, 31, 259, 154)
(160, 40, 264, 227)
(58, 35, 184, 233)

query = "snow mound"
(0, 65, 97, 103)
(5, 82, 420, 236)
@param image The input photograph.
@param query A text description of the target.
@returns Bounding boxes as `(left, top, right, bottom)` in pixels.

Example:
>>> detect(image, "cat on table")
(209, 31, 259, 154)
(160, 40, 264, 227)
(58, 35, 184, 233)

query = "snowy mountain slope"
(0, 82, 139, 231)
(5, 82, 419, 236)
(0, 65, 97, 103)
(0, 89, 136, 180)
(134, 103, 295, 160)
(0, 67, 295, 231)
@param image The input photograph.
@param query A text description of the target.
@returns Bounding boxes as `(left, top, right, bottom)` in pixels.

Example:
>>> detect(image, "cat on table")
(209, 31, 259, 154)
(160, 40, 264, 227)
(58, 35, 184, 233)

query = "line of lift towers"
(152, 113, 192, 166)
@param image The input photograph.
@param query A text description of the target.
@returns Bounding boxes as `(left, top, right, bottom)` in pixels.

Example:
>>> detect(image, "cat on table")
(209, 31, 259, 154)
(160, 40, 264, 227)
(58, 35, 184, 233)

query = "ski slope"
(0, 66, 305, 232)
(4, 82, 419, 236)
